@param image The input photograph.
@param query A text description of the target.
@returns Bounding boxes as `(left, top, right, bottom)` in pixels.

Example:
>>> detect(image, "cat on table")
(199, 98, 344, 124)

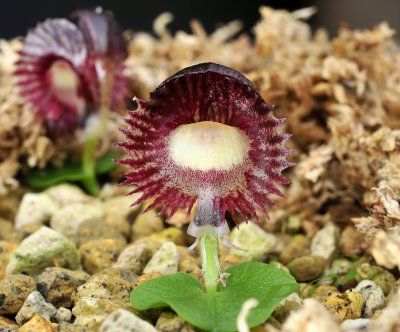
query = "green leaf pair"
(25, 149, 118, 195)
(131, 262, 298, 332)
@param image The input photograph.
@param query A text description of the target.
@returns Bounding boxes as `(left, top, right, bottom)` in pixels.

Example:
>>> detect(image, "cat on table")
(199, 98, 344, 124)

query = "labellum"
(14, 9, 127, 137)
(118, 62, 294, 239)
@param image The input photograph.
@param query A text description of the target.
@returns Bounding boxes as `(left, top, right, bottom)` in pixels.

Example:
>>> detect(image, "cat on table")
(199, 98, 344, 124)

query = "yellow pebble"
(0, 316, 18, 329)
(131, 210, 164, 241)
(179, 253, 201, 278)
(221, 254, 244, 270)
(78, 239, 126, 274)
(312, 285, 339, 302)
(168, 205, 196, 228)
(133, 272, 162, 289)
(151, 227, 185, 246)
(0, 241, 17, 279)
(323, 290, 363, 321)
(347, 290, 363, 318)
(19, 315, 56, 332)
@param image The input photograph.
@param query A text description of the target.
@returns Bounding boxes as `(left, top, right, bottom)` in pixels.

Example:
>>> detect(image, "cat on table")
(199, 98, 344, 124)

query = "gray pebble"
(74, 272, 133, 309)
(0, 274, 36, 315)
(354, 280, 385, 318)
(113, 243, 152, 274)
(15, 291, 57, 325)
(6, 226, 80, 276)
(36, 267, 90, 308)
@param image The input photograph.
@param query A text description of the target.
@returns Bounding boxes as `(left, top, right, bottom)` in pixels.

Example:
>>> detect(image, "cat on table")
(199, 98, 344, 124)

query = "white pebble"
(229, 222, 276, 261)
(341, 318, 370, 331)
(50, 201, 104, 245)
(100, 309, 157, 332)
(354, 280, 385, 317)
(143, 241, 179, 275)
(311, 223, 339, 262)
(15, 193, 59, 229)
(45, 183, 91, 207)
(54, 307, 72, 323)
(282, 298, 341, 332)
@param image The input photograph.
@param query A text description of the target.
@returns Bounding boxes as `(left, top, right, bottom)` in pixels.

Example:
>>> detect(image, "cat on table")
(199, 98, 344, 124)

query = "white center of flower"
(168, 121, 250, 171)
(49, 60, 80, 92)
(48, 60, 85, 116)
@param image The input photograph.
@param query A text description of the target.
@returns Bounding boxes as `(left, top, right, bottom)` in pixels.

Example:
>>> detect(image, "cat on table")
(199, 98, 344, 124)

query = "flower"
(14, 9, 127, 136)
(118, 63, 293, 238)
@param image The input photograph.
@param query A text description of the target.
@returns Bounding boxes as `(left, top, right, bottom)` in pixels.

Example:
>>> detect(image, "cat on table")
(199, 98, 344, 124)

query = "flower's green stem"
(80, 61, 114, 196)
(200, 234, 220, 293)
(82, 136, 100, 195)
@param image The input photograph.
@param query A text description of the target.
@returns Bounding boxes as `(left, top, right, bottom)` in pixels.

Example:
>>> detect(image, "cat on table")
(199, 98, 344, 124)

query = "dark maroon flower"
(73, 9, 128, 109)
(14, 19, 88, 135)
(118, 63, 294, 238)
(73, 9, 127, 62)
(14, 9, 127, 136)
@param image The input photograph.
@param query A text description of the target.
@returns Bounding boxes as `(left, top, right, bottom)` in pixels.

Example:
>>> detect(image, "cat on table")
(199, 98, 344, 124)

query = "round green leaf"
(131, 262, 298, 332)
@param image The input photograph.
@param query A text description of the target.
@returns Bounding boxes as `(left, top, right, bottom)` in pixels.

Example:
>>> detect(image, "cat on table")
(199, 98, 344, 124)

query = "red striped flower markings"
(14, 9, 128, 137)
(118, 63, 294, 240)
